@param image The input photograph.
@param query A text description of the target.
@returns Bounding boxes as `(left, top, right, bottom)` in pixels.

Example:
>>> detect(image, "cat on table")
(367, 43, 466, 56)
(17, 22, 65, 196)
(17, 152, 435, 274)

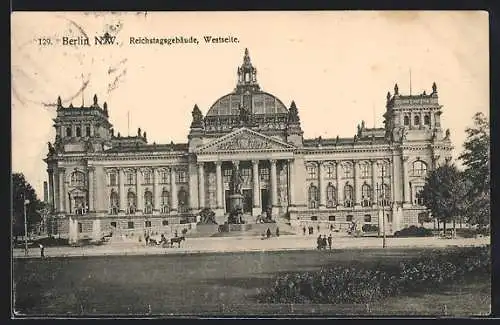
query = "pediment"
(196, 128, 295, 153)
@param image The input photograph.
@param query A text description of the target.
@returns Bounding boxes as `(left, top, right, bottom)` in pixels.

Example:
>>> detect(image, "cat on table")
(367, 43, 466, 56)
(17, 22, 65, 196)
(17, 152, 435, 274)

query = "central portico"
(193, 127, 296, 221)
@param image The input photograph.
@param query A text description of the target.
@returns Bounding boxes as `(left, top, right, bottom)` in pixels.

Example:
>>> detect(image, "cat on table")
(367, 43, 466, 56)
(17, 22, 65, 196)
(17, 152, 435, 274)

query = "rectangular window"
(109, 173, 117, 186)
(127, 221, 134, 229)
(145, 221, 152, 228)
(241, 168, 251, 184)
(162, 220, 168, 226)
(160, 171, 170, 184)
(86, 126, 91, 137)
(364, 214, 372, 223)
(259, 168, 269, 181)
(126, 173, 135, 185)
(344, 166, 352, 178)
(346, 215, 353, 222)
(414, 186, 424, 205)
(223, 168, 233, 183)
(110, 222, 117, 228)
(143, 171, 152, 184)
(176, 170, 187, 183)
(361, 165, 370, 178)
(326, 166, 335, 179)
(311, 216, 318, 221)
(78, 223, 83, 233)
(307, 166, 317, 179)
(329, 215, 336, 221)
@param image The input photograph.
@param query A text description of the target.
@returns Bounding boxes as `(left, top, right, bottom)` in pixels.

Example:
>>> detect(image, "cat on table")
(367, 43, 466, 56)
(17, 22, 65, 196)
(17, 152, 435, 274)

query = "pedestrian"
(303, 226, 306, 236)
(276, 227, 280, 237)
(39, 243, 45, 258)
(317, 225, 320, 233)
(322, 235, 327, 250)
(266, 228, 271, 238)
(317, 234, 322, 250)
(328, 234, 332, 250)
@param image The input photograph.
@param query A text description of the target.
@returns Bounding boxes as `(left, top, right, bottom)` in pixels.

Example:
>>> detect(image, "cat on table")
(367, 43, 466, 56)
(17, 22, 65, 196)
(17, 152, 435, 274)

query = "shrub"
(362, 224, 379, 232)
(394, 225, 433, 237)
(258, 245, 490, 304)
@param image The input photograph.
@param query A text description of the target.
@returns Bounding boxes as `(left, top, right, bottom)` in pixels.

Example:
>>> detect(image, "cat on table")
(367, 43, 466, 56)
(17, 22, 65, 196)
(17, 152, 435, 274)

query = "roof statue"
(137, 128, 141, 137)
(386, 91, 391, 102)
(93, 94, 98, 106)
(103, 102, 108, 116)
(394, 83, 399, 95)
(190, 104, 204, 128)
(57, 96, 62, 107)
(238, 103, 251, 125)
(143, 131, 147, 139)
(47, 142, 56, 155)
(110, 128, 114, 136)
(432, 82, 437, 93)
(288, 101, 300, 123)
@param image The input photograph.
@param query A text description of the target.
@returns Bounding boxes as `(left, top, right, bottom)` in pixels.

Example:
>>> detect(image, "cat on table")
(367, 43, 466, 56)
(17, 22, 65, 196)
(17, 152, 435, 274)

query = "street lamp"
(376, 170, 387, 249)
(22, 193, 30, 256)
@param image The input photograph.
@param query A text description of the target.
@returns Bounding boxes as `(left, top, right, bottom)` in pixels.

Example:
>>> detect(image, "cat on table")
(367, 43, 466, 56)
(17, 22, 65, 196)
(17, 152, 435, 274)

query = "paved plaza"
(12, 234, 490, 258)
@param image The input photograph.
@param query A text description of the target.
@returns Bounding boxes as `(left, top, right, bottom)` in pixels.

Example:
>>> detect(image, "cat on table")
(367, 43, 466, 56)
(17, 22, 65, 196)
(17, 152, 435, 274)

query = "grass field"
(13, 248, 490, 316)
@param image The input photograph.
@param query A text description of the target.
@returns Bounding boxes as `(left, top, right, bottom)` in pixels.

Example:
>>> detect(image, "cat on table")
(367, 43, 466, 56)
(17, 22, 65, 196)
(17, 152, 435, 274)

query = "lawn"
(13, 248, 490, 316)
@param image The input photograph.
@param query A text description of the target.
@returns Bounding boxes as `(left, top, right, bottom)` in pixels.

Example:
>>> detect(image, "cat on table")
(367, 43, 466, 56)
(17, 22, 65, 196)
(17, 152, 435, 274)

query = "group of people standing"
(317, 234, 333, 250)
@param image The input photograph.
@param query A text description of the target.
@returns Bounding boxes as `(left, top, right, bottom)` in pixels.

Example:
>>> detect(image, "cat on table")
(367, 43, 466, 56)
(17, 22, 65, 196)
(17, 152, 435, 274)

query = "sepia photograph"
(11, 11, 490, 317)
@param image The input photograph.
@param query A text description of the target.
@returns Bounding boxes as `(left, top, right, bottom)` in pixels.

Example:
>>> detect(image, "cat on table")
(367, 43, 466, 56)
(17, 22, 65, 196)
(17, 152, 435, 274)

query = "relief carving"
(216, 133, 273, 151)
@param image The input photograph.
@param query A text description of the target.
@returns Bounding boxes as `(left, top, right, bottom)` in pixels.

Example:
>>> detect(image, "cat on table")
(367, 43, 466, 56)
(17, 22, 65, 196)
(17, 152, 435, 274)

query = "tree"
(418, 164, 467, 235)
(12, 173, 44, 237)
(458, 112, 490, 228)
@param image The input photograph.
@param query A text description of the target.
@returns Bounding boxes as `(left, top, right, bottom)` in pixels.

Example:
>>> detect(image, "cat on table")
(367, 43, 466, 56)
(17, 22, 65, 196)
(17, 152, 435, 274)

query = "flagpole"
(23, 192, 29, 256)
(127, 111, 130, 136)
(409, 69, 412, 96)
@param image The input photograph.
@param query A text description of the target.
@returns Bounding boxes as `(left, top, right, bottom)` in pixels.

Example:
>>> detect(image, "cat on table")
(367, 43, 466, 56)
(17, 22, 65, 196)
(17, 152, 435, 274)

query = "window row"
(108, 189, 188, 215)
(307, 183, 391, 209)
(403, 114, 431, 127)
(306, 164, 390, 179)
(108, 220, 169, 230)
(107, 170, 187, 186)
(310, 215, 373, 222)
(65, 125, 92, 138)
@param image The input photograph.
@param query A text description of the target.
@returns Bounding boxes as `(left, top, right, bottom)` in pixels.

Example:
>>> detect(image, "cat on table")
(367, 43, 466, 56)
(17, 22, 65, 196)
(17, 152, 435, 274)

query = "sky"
(11, 11, 489, 196)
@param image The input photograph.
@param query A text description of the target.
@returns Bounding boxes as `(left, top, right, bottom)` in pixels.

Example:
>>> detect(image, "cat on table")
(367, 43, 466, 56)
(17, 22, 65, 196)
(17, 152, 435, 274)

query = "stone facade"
(44, 49, 453, 243)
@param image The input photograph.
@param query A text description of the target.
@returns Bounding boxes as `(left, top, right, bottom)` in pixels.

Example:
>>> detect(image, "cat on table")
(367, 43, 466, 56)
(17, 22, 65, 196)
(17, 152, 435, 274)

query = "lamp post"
(22, 193, 30, 256)
(376, 172, 387, 249)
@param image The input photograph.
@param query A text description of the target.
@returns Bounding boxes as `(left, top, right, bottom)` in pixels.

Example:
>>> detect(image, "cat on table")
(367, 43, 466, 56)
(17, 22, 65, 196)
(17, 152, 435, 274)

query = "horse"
(170, 236, 185, 248)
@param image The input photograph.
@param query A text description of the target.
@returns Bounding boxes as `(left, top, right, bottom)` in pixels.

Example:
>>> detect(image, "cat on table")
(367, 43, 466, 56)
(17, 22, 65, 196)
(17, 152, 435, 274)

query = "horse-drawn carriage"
(146, 234, 185, 248)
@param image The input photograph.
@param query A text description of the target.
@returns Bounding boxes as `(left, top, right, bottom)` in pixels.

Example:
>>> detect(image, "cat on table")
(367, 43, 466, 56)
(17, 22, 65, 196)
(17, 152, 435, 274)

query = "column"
(119, 169, 126, 212)
(59, 168, 66, 212)
(335, 162, 341, 206)
(318, 161, 326, 208)
(371, 160, 377, 205)
(252, 160, 261, 209)
(392, 157, 398, 203)
(136, 168, 143, 212)
(88, 167, 95, 212)
(198, 163, 205, 209)
(288, 159, 295, 206)
(353, 161, 361, 206)
(270, 159, 278, 208)
(170, 167, 178, 212)
(215, 161, 223, 209)
(153, 169, 160, 212)
(47, 169, 55, 210)
(402, 156, 410, 204)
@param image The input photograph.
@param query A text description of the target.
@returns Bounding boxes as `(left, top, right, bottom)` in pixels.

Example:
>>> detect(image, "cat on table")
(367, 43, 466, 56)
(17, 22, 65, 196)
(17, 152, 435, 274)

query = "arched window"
(381, 184, 391, 206)
(344, 184, 353, 208)
(66, 127, 72, 137)
(70, 171, 85, 187)
(125, 171, 136, 185)
(361, 183, 372, 207)
(144, 190, 153, 214)
(404, 115, 410, 126)
(161, 189, 170, 214)
(308, 184, 319, 209)
(414, 115, 420, 126)
(424, 115, 431, 126)
(76, 127, 81, 137)
(326, 183, 336, 208)
(178, 188, 188, 213)
(86, 126, 91, 137)
(109, 191, 119, 215)
(127, 191, 137, 214)
(414, 185, 425, 205)
(412, 161, 427, 177)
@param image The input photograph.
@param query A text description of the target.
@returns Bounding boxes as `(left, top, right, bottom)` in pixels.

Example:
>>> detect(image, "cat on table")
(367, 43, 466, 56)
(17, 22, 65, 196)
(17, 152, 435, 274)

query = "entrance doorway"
(261, 189, 270, 212)
(242, 189, 253, 213)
